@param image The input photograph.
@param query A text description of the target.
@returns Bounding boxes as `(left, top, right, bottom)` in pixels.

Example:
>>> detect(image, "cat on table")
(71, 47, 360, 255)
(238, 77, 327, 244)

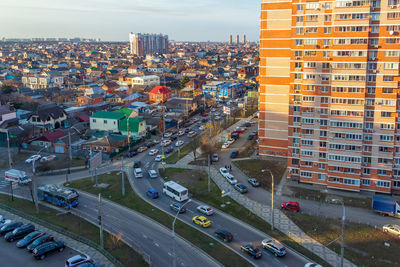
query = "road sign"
(223, 106, 231, 115)
(115, 149, 119, 153)
(12, 182, 18, 190)
(89, 152, 102, 171)
(161, 155, 165, 159)
(221, 189, 231, 197)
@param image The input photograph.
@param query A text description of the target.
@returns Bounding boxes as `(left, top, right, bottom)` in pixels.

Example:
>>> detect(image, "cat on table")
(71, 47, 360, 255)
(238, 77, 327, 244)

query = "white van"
(134, 168, 143, 178)
(5, 169, 32, 184)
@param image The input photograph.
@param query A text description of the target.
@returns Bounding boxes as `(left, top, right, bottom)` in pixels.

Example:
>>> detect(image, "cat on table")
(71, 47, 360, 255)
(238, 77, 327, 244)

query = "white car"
(0, 218, 11, 228)
(25, 155, 41, 164)
(137, 146, 147, 153)
(225, 174, 237, 185)
(227, 138, 235, 145)
(199, 125, 206, 131)
(155, 155, 163, 162)
(175, 140, 184, 147)
(219, 167, 229, 177)
(178, 130, 185, 137)
(149, 149, 159, 156)
(162, 140, 172, 147)
(40, 155, 56, 162)
(66, 254, 92, 267)
(214, 116, 221, 121)
(197, 205, 215, 216)
(304, 263, 323, 267)
(148, 170, 158, 178)
(188, 131, 197, 137)
(163, 132, 172, 138)
(382, 224, 400, 238)
(222, 142, 230, 149)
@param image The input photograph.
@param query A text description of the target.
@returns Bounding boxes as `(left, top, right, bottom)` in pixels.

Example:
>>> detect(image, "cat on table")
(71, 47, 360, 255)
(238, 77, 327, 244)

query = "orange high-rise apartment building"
(260, 0, 400, 194)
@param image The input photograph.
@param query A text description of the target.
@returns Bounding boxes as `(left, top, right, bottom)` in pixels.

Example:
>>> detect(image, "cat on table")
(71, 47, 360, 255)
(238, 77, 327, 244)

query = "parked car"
(5, 223, 35, 242)
(148, 149, 159, 156)
(227, 138, 235, 145)
(146, 189, 159, 199)
(184, 128, 191, 133)
(188, 131, 197, 137)
(262, 239, 287, 257)
(0, 221, 23, 235)
(178, 130, 185, 137)
(382, 224, 400, 238)
(16, 231, 43, 248)
(128, 150, 138, 157)
(202, 113, 209, 117)
(25, 155, 41, 164)
(247, 134, 255, 140)
(234, 127, 245, 133)
(230, 150, 239, 158)
(162, 140, 172, 147)
(304, 263, 323, 267)
(148, 170, 158, 179)
(281, 201, 300, 212)
(145, 142, 155, 148)
(197, 205, 215, 216)
(231, 133, 240, 140)
(32, 241, 65, 260)
(66, 254, 92, 267)
(163, 132, 172, 138)
(212, 154, 219, 162)
(165, 146, 174, 154)
(240, 244, 262, 259)
(199, 125, 206, 131)
(170, 203, 186, 213)
(155, 155, 162, 162)
(137, 146, 147, 153)
(248, 178, 260, 187)
(192, 216, 211, 228)
(27, 234, 54, 252)
(0, 218, 12, 228)
(221, 142, 230, 149)
(219, 168, 229, 178)
(40, 155, 56, 162)
(175, 140, 184, 147)
(170, 135, 178, 141)
(234, 183, 248, 194)
(214, 229, 233, 243)
(225, 174, 237, 185)
(251, 130, 258, 136)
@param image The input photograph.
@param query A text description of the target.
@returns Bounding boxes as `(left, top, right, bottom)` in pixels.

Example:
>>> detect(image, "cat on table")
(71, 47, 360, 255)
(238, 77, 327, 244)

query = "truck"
(4, 169, 32, 184)
(372, 196, 400, 218)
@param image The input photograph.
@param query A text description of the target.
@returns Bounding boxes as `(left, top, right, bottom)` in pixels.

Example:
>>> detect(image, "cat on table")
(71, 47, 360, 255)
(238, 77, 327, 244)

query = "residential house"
(28, 106, 67, 129)
(31, 130, 66, 151)
(119, 117, 147, 139)
(149, 86, 172, 104)
(0, 104, 17, 128)
(164, 98, 198, 115)
(77, 94, 104, 106)
(82, 134, 127, 154)
(132, 75, 160, 87)
(90, 111, 126, 133)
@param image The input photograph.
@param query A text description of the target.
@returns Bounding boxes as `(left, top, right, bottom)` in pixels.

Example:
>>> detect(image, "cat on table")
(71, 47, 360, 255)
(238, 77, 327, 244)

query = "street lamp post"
(31, 145, 48, 214)
(332, 199, 346, 267)
(172, 199, 191, 267)
(263, 169, 275, 230)
(6, 130, 12, 169)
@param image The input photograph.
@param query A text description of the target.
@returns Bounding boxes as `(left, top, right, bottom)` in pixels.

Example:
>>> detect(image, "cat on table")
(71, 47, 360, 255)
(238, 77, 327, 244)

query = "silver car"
(382, 224, 400, 238)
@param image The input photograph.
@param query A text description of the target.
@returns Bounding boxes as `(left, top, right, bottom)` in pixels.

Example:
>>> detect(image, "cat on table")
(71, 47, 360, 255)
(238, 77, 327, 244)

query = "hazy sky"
(0, 0, 260, 42)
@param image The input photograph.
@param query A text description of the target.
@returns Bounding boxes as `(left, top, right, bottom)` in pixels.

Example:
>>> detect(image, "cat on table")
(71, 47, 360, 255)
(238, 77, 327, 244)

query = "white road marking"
(154, 242, 159, 247)
(143, 234, 148, 239)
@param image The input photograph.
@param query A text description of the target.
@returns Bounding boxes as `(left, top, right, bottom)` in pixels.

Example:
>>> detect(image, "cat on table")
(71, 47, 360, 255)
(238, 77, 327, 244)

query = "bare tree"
(188, 137, 201, 161)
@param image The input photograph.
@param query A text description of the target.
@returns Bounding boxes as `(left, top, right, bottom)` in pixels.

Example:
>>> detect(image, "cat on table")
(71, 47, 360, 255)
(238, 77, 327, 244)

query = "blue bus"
(37, 184, 79, 209)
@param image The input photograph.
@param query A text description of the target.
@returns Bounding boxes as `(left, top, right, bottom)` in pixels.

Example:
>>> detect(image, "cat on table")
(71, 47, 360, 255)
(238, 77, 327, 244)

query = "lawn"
(233, 159, 287, 192)
(0, 152, 31, 169)
(285, 186, 372, 209)
(285, 211, 400, 267)
(165, 137, 200, 164)
(158, 168, 330, 267)
(0, 194, 146, 267)
(37, 157, 86, 172)
(67, 171, 252, 267)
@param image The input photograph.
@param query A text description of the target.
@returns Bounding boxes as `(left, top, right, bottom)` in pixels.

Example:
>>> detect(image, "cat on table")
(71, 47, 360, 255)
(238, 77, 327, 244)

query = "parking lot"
(0, 235, 78, 266)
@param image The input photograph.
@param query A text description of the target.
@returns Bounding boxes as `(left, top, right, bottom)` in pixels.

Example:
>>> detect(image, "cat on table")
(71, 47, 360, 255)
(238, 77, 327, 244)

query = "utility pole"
(271, 170, 274, 231)
(6, 130, 12, 169)
(66, 130, 72, 183)
(340, 202, 346, 267)
(177, 122, 180, 159)
(208, 154, 211, 193)
(98, 193, 104, 248)
(161, 106, 165, 171)
(95, 168, 98, 186)
(32, 160, 39, 214)
(121, 157, 125, 197)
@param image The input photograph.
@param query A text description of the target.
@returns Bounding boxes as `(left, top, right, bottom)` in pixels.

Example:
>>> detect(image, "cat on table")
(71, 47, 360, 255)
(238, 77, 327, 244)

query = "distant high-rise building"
(229, 34, 233, 45)
(129, 33, 169, 57)
(242, 34, 246, 44)
(235, 34, 240, 45)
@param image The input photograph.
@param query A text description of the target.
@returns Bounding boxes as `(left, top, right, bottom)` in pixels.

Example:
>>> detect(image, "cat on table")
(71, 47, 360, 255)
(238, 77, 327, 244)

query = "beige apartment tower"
(260, 0, 400, 193)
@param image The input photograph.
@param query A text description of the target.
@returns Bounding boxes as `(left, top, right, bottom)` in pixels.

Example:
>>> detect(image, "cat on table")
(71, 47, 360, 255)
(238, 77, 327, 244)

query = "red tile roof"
(149, 86, 171, 95)
(35, 130, 66, 142)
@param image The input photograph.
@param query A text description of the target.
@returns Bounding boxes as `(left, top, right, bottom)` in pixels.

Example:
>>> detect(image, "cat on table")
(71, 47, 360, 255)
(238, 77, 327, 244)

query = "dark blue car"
(146, 189, 159, 199)
(230, 150, 239, 158)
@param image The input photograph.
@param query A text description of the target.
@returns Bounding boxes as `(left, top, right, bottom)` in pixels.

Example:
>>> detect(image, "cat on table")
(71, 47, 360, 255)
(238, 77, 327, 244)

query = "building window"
(104, 120, 107, 124)
(318, 174, 326, 180)
(377, 180, 391, 187)
(362, 179, 370, 186)
(92, 119, 96, 123)
(318, 163, 326, 169)
(363, 168, 371, 175)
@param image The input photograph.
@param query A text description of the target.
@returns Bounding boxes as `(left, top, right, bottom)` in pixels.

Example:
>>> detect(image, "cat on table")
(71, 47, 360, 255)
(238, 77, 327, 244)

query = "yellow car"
(192, 216, 211, 228)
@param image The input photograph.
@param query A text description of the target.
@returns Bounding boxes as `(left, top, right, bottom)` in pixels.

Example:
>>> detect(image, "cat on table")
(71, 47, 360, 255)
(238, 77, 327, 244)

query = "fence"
(0, 202, 125, 267)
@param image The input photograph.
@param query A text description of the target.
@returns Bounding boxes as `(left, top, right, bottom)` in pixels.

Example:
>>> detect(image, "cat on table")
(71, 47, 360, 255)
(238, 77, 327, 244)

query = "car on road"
(247, 134, 255, 140)
(225, 174, 237, 185)
(40, 155, 56, 162)
(251, 130, 258, 136)
(212, 153, 219, 162)
(219, 168, 230, 177)
(197, 205, 215, 216)
(5, 223, 35, 242)
(16, 231, 43, 248)
(235, 127, 245, 133)
(175, 140, 184, 147)
(27, 234, 54, 252)
(145, 142, 155, 148)
(262, 239, 287, 257)
(234, 183, 248, 194)
(214, 229, 233, 243)
(170, 135, 178, 141)
(178, 130, 185, 137)
(162, 140, 172, 147)
(148, 149, 159, 156)
(137, 146, 147, 153)
(304, 263, 323, 267)
(0, 221, 23, 235)
(25, 155, 41, 163)
(145, 189, 159, 199)
(66, 254, 92, 267)
(148, 170, 158, 179)
(155, 155, 162, 162)
(134, 168, 143, 178)
(248, 178, 260, 187)
(240, 244, 262, 259)
(134, 161, 141, 168)
(230, 150, 239, 158)
(184, 128, 191, 133)
(227, 138, 235, 145)
(33, 240, 65, 260)
(128, 150, 138, 157)
(382, 224, 400, 238)
(0, 218, 12, 228)
(163, 132, 172, 138)
(199, 125, 206, 131)
(221, 142, 230, 149)
(170, 203, 186, 213)
(188, 131, 197, 137)
(231, 132, 240, 140)
(165, 146, 174, 154)
(192, 216, 211, 228)
(281, 201, 300, 212)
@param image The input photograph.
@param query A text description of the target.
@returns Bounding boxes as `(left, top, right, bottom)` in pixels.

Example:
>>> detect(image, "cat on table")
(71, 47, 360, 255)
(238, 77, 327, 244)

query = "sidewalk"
(0, 208, 114, 267)
(168, 160, 355, 267)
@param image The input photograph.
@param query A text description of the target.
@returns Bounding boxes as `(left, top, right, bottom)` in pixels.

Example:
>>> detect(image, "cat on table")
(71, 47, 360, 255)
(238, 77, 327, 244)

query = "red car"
(281, 201, 300, 212)
(202, 113, 209, 117)
(233, 128, 245, 133)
